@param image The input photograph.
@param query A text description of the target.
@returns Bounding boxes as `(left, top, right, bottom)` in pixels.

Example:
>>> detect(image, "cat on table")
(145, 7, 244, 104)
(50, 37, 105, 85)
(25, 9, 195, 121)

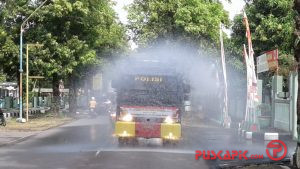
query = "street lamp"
(18, 0, 49, 123)
(26, 43, 44, 122)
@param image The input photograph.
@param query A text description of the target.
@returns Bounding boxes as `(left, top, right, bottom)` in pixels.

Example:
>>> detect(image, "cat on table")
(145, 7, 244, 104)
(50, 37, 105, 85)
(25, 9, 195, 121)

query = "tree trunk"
(52, 73, 60, 115)
(69, 75, 78, 114)
(294, 0, 300, 167)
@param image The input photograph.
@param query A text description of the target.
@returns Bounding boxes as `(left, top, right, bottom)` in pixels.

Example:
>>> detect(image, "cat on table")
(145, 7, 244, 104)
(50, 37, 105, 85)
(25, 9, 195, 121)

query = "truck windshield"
(116, 75, 181, 106)
(120, 75, 178, 92)
(118, 90, 180, 106)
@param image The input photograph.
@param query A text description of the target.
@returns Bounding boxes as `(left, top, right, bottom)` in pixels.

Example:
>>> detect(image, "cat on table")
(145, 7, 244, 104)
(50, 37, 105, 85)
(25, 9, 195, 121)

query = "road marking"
(95, 148, 195, 154)
(95, 150, 101, 157)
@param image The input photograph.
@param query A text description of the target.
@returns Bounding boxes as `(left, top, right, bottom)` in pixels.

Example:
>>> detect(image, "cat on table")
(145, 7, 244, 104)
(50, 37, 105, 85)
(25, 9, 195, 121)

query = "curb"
(238, 128, 292, 141)
(0, 117, 76, 148)
(0, 132, 38, 148)
(2, 107, 51, 119)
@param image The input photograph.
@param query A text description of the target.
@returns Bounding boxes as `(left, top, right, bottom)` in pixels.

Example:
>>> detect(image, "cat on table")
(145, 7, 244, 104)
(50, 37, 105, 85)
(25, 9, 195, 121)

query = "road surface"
(0, 115, 296, 169)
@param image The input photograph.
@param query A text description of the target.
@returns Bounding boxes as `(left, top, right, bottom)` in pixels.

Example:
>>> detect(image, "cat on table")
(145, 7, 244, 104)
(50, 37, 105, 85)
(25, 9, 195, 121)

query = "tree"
(231, 0, 296, 76)
(0, 0, 127, 114)
(0, 1, 21, 81)
(127, 0, 230, 48)
(294, 0, 300, 167)
(0, 71, 5, 82)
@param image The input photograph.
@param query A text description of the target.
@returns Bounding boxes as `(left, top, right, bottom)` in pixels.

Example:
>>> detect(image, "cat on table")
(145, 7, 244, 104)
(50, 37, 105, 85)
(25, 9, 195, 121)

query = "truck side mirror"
(184, 95, 189, 101)
(111, 79, 118, 89)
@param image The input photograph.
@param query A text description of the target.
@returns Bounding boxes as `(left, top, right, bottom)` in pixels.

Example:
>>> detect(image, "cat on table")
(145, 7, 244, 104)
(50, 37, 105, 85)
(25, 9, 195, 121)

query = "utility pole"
(17, 0, 49, 123)
(26, 44, 28, 122)
(18, 29, 24, 122)
(26, 43, 43, 122)
(293, 0, 300, 167)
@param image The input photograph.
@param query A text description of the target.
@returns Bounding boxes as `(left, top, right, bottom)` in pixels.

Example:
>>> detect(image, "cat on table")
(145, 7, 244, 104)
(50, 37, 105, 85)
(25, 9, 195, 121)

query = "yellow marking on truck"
(161, 123, 181, 140)
(115, 121, 135, 137)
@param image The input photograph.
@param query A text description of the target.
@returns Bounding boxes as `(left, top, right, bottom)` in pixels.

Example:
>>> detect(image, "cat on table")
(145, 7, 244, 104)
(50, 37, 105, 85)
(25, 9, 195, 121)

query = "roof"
(0, 82, 17, 86)
(0, 82, 18, 90)
(32, 88, 69, 93)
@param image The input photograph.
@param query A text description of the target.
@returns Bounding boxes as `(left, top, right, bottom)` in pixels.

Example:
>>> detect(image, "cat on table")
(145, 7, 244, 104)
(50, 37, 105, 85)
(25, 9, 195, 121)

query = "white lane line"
(95, 148, 195, 154)
(95, 150, 101, 157)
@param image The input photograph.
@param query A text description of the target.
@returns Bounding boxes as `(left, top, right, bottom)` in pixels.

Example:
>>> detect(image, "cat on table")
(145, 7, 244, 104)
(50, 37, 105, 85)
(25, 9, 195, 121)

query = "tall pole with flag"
(243, 44, 250, 124)
(219, 23, 230, 128)
(243, 12, 259, 131)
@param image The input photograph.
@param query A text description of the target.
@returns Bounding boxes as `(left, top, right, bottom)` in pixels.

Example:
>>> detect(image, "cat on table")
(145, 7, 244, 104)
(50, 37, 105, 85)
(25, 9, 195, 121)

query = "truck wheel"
(171, 140, 179, 146)
(118, 138, 125, 146)
(131, 138, 138, 146)
(162, 139, 170, 146)
(163, 140, 178, 146)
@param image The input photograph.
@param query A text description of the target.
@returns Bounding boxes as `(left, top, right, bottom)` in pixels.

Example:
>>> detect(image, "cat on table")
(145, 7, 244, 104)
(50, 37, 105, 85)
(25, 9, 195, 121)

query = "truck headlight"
(110, 113, 116, 118)
(121, 113, 133, 122)
(164, 116, 174, 124)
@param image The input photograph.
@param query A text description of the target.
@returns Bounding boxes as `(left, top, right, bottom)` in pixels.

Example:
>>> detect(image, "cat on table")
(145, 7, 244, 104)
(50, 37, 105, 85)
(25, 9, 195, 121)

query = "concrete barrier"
(264, 133, 279, 141)
(239, 129, 289, 141)
(2, 107, 51, 120)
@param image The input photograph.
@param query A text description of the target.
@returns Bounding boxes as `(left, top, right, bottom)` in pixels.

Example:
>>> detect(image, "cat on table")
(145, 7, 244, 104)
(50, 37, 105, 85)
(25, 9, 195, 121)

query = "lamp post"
(26, 43, 44, 122)
(18, 0, 49, 122)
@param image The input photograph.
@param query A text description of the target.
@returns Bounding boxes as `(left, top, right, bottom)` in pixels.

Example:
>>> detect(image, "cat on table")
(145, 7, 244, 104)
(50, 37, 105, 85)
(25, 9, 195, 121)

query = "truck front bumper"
(115, 121, 181, 140)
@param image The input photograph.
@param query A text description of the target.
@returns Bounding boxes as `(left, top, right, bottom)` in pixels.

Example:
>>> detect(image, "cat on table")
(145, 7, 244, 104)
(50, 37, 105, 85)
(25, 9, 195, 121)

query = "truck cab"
(112, 59, 189, 145)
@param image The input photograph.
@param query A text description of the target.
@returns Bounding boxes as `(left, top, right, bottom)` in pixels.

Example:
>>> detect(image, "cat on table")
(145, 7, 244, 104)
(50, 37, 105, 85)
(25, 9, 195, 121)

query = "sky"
(113, 0, 133, 24)
(113, 0, 245, 24)
(220, 0, 245, 20)
(113, 0, 246, 49)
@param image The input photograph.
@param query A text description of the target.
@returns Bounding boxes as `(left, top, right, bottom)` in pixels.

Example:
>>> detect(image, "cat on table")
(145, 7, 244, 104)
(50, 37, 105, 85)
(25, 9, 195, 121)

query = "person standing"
(89, 97, 97, 116)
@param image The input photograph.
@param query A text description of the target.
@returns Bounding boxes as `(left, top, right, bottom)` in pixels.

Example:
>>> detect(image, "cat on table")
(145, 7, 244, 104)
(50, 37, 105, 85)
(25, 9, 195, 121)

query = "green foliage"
(127, 0, 230, 48)
(0, 0, 128, 81)
(127, 0, 247, 73)
(231, 0, 295, 73)
(278, 54, 297, 76)
(0, 0, 128, 113)
(0, 71, 6, 82)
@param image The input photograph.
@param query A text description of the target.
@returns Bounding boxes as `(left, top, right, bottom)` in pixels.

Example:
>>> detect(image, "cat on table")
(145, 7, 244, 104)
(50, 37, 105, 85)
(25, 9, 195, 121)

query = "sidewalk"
(0, 130, 39, 147)
(0, 113, 76, 147)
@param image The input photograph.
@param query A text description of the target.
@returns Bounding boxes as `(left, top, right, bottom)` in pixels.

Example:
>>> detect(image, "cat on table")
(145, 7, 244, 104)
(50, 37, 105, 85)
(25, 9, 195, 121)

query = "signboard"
(135, 76, 163, 82)
(267, 49, 279, 70)
(257, 54, 269, 73)
(120, 106, 177, 117)
(257, 49, 278, 73)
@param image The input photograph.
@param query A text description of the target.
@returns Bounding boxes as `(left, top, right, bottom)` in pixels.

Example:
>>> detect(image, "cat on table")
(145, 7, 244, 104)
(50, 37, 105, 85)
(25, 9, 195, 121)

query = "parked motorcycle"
(0, 116, 6, 126)
(89, 108, 97, 118)
(0, 109, 6, 127)
(97, 99, 111, 115)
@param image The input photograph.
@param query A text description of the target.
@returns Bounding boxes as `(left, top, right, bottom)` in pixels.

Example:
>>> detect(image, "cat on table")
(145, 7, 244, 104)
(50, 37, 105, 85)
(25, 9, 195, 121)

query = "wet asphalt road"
(0, 115, 297, 169)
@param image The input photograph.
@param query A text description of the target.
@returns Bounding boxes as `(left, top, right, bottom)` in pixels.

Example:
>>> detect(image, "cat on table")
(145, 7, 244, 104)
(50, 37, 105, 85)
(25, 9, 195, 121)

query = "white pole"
(219, 23, 229, 127)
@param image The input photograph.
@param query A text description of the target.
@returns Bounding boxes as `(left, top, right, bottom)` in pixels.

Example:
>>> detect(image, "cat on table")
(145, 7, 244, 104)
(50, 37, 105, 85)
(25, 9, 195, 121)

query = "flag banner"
(266, 49, 279, 70)
(243, 44, 250, 123)
(219, 23, 230, 127)
(243, 12, 259, 129)
(257, 49, 279, 73)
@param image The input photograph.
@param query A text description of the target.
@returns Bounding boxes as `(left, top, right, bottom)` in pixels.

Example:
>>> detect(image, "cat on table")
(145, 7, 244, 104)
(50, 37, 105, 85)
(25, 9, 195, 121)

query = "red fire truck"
(112, 59, 189, 145)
